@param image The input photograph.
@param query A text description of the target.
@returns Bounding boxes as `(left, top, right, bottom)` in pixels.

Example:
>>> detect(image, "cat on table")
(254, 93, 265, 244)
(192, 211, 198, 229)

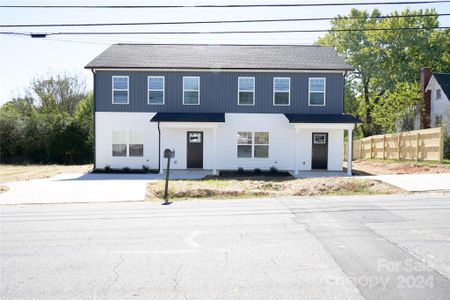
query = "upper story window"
(112, 76, 129, 104)
(273, 77, 290, 106)
(436, 89, 442, 100)
(183, 76, 200, 105)
(308, 77, 326, 106)
(435, 115, 443, 127)
(148, 76, 164, 105)
(238, 77, 255, 105)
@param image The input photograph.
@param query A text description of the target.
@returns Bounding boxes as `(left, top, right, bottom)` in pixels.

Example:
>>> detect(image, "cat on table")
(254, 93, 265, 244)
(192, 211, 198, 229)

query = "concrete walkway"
(0, 170, 212, 205)
(291, 170, 450, 192)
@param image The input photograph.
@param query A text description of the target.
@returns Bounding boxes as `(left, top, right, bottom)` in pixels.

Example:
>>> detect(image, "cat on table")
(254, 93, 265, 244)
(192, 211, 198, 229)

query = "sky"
(0, 0, 449, 105)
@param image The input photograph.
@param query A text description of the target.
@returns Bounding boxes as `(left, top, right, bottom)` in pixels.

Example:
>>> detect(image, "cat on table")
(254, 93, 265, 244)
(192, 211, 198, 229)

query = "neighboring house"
(85, 44, 360, 175)
(417, 68, 450, 133)
(426, 73, 450, 132)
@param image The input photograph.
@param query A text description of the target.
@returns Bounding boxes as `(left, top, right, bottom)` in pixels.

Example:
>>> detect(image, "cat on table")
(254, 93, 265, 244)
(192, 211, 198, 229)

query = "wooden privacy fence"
(344, 127, 444, 162)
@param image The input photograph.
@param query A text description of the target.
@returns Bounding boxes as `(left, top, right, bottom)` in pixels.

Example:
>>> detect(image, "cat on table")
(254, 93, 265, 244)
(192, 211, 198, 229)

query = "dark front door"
(311, 133, 328, 169)
(187, 131, 203, 168)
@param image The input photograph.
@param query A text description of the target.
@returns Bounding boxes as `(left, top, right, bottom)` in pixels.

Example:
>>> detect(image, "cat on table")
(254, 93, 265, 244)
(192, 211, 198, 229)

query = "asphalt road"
(1, 194, 450, 299)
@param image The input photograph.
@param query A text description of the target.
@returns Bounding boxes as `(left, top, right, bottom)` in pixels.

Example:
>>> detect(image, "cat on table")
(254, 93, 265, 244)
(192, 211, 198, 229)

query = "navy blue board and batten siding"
(95, 71, 344, 114)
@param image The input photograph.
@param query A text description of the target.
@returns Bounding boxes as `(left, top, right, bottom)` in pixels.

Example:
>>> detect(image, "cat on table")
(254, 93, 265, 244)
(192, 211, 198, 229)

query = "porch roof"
(151, 112, 225, 123)
(284, 113, 361, 124)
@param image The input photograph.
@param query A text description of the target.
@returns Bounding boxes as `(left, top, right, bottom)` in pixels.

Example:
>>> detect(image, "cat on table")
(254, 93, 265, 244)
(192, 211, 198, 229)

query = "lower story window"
(254, 132, 269, 158)
(112, 131, 127, 157)
(237, 131, 269, 158)
(237, 132, 252, 158)
(129, 131, 144, 157)
(112, 131, 144, 157)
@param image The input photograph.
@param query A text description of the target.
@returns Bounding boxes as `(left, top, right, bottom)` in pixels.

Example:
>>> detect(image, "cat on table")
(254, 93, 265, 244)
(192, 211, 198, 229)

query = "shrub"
(104, 165, 112, 173)
(444, 134, 450, 159)
(270, 166, 278, 173)
(237, 167, 244, 173)
(142, 165, 150, 172)
(123, 167, 131, 173)
(254, 168, 261, 173)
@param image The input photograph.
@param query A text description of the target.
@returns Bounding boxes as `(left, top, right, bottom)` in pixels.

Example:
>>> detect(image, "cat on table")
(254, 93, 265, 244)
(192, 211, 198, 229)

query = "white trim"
(112, 75, 129, 105)
(212, 126, 218, 175)
(294, 127, 299, 175)
(238, 77, 255, 106)
(273, 77, 290, 106)
(147, 76, 165, 105)
(308, 77, 326, 107)
(182, 76, 200, 105)
(94, 68, 346, 74)
(347, 129, 353, 176)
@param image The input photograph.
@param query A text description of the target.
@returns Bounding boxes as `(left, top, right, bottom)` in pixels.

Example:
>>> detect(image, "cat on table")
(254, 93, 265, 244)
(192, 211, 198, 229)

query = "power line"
(9, 35, 318, 46)
(2, 26, 448, 37)
(1, 0, 449, 9)
(1, 13, 448, 28)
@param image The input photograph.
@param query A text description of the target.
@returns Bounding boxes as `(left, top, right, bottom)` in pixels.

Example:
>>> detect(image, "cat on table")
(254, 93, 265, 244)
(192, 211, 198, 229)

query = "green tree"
(371, 82, 422, 133)
(0, 104, 27, 161)
(317, 9, 382, 136)
(317, 8, 450, 136)
(0, 73, 93, 163)
(31, 73, 87, 115)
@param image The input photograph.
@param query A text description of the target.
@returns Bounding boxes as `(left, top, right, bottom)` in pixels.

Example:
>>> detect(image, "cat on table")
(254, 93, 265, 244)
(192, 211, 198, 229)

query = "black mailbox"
(164, 148, 175, 158)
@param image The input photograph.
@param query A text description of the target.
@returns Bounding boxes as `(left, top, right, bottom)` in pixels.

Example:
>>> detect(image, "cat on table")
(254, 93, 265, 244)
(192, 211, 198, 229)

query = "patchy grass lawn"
(146, 176, 401, 201)
(0, 164, 93, 183)
(350, 159, 450, 175)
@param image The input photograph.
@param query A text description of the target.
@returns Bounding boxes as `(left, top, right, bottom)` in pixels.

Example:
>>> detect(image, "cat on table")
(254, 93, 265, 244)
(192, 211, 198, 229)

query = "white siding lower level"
(96, 112, 159, 169)
(95, 112, 351, 171)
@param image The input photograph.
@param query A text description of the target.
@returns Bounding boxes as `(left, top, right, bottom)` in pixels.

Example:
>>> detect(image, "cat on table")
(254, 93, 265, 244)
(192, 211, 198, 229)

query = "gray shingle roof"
(433, 73, 450, 100)
(85, 44, 353, 71)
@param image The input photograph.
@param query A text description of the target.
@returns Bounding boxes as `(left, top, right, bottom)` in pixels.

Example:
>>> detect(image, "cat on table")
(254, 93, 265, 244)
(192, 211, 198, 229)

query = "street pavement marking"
(185, 230, 202, 249)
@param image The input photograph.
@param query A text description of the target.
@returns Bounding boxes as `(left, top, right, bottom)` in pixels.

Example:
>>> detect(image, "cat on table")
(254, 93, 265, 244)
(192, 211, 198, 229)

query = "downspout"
(91, 69, 97, 170)
(343, 71, 347, 114)
(157, 121, 161, 173)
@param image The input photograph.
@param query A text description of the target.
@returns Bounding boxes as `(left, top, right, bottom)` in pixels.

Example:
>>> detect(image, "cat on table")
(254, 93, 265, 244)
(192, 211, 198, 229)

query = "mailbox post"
(163, 148, 175, 205)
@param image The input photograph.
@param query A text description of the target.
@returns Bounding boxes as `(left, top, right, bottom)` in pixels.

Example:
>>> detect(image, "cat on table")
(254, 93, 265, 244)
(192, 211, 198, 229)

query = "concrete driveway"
(369, 173, 450, 192)
(0, 171, 211, 205)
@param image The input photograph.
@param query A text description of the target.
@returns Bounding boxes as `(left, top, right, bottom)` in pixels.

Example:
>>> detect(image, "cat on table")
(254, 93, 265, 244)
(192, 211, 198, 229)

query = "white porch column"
(294, 127, 300, 176)
(347, 128, 353, 176)
(159, 127, 165, 174)
(212, 126, 218, 175)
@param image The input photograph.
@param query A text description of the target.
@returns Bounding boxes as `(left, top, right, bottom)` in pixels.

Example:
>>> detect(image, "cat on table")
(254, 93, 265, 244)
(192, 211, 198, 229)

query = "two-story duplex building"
(85, 44, 360, 175)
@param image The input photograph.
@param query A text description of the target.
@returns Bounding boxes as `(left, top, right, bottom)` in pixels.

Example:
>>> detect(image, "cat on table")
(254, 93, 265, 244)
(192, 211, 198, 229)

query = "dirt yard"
(146, 176, 401, 201)
(0, 164, 93, 183)
(350, 159, 450, 175)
